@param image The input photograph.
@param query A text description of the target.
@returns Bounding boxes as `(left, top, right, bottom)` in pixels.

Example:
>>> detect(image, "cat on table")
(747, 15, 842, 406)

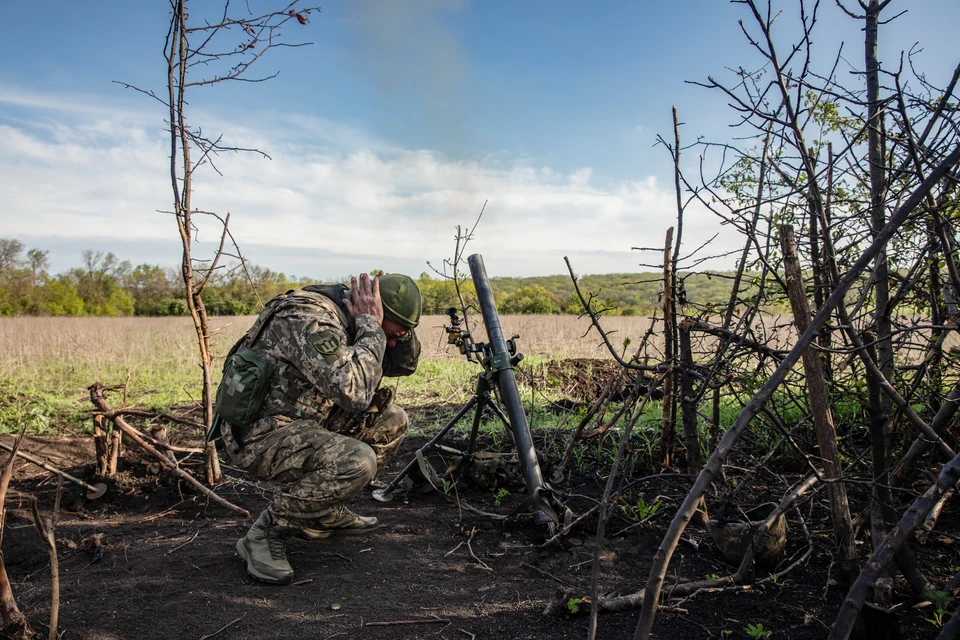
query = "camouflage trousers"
(221, 404, 408, 529)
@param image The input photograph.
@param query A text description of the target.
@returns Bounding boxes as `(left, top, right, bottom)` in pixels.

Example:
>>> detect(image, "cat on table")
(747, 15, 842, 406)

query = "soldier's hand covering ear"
(343, 273, 384, 324)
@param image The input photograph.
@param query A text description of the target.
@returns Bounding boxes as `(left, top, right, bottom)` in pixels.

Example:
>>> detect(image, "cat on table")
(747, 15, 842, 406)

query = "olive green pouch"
(207, 290, 293, 443)
(213, 346, 277, 428)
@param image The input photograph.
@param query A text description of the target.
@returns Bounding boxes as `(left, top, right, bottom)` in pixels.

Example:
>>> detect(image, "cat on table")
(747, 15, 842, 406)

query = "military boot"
(299, 507, 379, 540)
(236, 510, 295, 585)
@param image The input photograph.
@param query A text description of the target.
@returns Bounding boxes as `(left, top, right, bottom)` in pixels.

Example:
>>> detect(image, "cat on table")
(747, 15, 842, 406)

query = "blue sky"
(1, 1, 957, 279)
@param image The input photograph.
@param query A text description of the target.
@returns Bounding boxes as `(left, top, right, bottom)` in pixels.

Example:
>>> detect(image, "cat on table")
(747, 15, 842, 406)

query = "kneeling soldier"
(215, 272, 421, 584)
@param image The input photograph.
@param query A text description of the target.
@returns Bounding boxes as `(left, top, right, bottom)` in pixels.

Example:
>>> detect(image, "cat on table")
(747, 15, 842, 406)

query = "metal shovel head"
(85, 483, 108, 500)
(371, 488, 394, 503)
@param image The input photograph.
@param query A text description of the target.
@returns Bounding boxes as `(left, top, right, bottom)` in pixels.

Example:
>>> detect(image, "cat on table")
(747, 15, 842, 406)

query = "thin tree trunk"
(32, 494, 59, 640)
(168, 0, 221, 484)
(863, 0, 897, 605)
(662, 107, 685, 469)
(0, 554, 32, 640)
(679, 323, 700, 473)
(780, 225, 859, 585)
(678, 323, 706, 526)
(659, 227, 676, 468)
(818, 142, 836, 379)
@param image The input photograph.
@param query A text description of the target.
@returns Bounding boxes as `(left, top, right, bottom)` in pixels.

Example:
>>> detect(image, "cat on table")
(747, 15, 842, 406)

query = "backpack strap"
(223, 289, 295, 362)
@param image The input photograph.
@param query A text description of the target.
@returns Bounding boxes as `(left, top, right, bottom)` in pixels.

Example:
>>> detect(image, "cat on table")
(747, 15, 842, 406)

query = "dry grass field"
(0, 314, 663, 379)
(0, 314, 666, 432)
(3, 312, 949, 433)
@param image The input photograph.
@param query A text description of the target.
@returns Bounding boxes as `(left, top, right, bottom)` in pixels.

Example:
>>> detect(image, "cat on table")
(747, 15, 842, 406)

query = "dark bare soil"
(2, 361, 957, 639)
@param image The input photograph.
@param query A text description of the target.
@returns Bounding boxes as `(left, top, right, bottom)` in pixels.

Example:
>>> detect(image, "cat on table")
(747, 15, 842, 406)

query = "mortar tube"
(467, 253, 551, 527)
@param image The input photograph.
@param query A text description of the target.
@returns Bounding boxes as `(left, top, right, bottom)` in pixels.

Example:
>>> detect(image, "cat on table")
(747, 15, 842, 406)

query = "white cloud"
(0, 89, 742, 278)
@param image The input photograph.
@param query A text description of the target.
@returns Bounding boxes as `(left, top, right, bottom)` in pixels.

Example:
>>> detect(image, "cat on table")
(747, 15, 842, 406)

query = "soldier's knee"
(352, 441, 378, 485)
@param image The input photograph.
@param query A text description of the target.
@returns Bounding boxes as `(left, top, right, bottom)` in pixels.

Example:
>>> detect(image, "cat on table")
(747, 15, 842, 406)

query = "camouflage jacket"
(239, 285, 420, 440)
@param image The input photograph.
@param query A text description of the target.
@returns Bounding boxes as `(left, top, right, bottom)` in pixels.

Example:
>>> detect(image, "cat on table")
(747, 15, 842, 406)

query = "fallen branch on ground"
(88, 383, 250, 518)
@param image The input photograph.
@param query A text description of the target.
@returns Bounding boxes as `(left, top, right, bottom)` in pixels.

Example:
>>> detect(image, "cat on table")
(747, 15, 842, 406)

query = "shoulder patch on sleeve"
(311, 331, 341, 355)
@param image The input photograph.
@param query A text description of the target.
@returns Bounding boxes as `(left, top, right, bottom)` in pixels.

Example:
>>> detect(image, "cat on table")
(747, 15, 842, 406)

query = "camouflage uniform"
(220, 285, 420, 531)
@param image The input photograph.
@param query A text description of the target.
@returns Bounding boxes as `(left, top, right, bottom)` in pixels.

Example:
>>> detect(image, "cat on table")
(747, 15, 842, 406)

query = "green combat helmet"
(379, 274, 422, 329)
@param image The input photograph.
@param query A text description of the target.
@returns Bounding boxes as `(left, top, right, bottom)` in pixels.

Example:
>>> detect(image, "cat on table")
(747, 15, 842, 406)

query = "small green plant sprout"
(441, 478, 455, 495)
(493, 487, 510, 507)
(721, 631, 733, 638)
(572, 447, 587, 473)
(744, 623, 772, 639)
(925, 590, 955, 628)
(705, 573, 720, 580)
(620, 493, 662, 523)
(767, 572, 782, 586)
(566, 597, 588, 614)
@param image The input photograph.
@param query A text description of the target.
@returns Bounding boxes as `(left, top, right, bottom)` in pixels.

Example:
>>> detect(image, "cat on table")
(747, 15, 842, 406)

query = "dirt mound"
(532, 358, 661, 410)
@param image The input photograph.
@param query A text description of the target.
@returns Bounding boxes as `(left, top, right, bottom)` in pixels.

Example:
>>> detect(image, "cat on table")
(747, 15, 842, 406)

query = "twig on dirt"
(466, 528, 492, 571)
(822, 550, 836, 600)
(144, 500, 190, 522)
(97, 417, 201, 456)
(365, 616, 452, 626)
(459, 630, 476, 640)
(199, 613, 246, 639)
(165, 530, 200, 555)
(291, 579, 314, 586)
(296, 599, 319, 616)
(520, 561, 569, 585)
(660, 606, 690, 614)
(334, 553, 352, 563)
(445, 542, 465, 557)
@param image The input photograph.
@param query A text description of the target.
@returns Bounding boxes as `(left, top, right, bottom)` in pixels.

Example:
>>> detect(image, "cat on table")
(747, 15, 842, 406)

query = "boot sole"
(236, 538, 294, 585)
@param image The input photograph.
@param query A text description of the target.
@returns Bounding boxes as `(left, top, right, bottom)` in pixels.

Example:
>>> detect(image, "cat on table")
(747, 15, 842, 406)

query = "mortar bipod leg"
(372, 395, 480, 502)
(464, 375, 494, 458)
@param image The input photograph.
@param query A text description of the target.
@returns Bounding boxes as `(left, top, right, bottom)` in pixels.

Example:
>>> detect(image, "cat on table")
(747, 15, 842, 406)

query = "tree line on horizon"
(0, 238, 766, 317)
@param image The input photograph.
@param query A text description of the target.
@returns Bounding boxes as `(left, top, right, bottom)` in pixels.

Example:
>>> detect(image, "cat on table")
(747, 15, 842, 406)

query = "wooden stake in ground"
(659, 226, 676, 468)
(0, 429, 34, 639)
(779, 224, 859, 585)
